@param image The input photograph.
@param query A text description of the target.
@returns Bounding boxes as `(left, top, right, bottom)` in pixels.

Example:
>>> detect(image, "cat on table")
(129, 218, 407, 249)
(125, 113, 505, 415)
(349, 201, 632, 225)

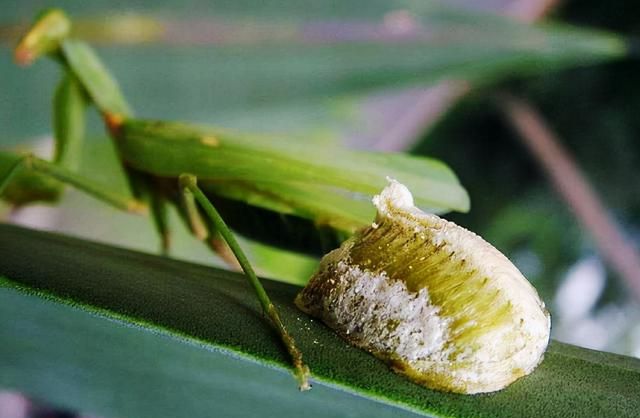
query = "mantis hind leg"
(125, 173, 174, 255)
(178, 173, 311, 391)
(149, 191, 171, 255)
(178, 184, 241, 268)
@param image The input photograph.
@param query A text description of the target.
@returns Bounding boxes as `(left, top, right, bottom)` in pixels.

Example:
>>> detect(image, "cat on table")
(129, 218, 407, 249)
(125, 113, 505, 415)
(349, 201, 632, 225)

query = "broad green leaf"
(1, 224, 639, 418)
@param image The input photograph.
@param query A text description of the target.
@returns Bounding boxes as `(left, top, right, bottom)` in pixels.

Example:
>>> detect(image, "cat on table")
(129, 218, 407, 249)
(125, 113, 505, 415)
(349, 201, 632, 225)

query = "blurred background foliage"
(420, 0, 640, 357)
(1, 0, 639, 378)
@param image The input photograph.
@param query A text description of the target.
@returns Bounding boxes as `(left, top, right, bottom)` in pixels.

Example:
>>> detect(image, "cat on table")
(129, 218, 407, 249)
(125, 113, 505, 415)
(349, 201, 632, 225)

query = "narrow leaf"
(67, 3, 627, 117)
(1, 224, 638, 418)
(2, 3, 628, 142)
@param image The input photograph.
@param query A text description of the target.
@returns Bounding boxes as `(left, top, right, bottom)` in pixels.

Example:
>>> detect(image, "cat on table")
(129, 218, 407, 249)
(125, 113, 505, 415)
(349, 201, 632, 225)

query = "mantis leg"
(149, 191, 171, 255)
(125, 173, 173, 255)
(178, 173, 311, 391)
(180, 185, 209, 240)
(176, 185, 240, 269)
(0, 152, 146, 214)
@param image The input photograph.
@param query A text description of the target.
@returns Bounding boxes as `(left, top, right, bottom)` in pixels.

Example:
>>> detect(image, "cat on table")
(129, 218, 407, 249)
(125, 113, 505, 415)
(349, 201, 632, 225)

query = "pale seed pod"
(296, 179, 550, 394)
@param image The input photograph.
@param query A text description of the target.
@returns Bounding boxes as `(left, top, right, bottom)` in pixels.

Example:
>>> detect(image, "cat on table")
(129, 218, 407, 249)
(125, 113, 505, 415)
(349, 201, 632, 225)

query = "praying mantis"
(0, 9, 468, 390)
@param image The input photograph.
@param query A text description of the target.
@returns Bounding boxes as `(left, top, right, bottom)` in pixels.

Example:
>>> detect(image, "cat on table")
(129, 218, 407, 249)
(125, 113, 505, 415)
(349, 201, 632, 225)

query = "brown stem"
(367, 0, 560, 153)
(498, 93, 640, 301)
(505, 0, 561, 23)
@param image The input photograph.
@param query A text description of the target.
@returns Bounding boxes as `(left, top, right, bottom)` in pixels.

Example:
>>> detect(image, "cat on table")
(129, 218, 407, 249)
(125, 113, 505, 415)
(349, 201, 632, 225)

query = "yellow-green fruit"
(295, 179, 550, 394)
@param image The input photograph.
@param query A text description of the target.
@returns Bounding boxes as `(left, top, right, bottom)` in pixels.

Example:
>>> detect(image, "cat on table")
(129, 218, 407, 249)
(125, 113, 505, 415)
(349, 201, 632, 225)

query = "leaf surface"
(1, 1, 628, 140)
(1, 224, 639, 418)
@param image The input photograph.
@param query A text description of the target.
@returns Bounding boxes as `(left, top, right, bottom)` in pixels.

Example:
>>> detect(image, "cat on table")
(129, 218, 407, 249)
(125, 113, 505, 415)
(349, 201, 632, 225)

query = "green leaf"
(1, 224, 638, 418)
(87, 2, 626, 123)
(2, 2, 627, 141)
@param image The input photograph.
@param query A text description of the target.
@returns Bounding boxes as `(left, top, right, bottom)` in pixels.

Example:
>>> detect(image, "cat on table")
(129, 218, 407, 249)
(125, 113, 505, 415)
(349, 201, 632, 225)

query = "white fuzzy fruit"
(296, 179, 550, 394)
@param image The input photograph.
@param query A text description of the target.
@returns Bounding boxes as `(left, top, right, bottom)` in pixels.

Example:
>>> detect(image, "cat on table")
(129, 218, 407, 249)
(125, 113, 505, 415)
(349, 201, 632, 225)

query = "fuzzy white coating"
(297, 179, 551, 394)
(375, 179, 550, 391)
(372, 177, 415, 213)
(320, 258, 453, 362)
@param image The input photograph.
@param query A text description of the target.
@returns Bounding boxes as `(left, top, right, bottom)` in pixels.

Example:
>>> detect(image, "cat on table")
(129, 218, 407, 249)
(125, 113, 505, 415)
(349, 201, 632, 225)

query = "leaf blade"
(85, 4, 626, 118)
(1, 224, 639, 418)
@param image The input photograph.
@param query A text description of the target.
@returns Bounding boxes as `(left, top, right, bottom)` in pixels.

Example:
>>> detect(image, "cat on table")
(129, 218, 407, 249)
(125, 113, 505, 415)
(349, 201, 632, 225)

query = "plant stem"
(498, 93, 640, 301)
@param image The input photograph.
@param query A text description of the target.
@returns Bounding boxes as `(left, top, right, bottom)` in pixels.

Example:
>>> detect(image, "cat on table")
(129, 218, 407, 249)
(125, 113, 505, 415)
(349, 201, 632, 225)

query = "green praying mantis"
(0, 9, 469, 390)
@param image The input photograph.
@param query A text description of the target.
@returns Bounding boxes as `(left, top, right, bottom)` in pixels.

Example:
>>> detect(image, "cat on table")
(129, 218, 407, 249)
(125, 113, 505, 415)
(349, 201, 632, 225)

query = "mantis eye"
(296, 179, 550, 394)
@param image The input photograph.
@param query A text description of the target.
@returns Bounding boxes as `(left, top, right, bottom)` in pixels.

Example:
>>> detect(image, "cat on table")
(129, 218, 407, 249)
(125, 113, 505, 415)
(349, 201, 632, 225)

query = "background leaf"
(1, 224, 639, 418)
(0, 0, 627, 140)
